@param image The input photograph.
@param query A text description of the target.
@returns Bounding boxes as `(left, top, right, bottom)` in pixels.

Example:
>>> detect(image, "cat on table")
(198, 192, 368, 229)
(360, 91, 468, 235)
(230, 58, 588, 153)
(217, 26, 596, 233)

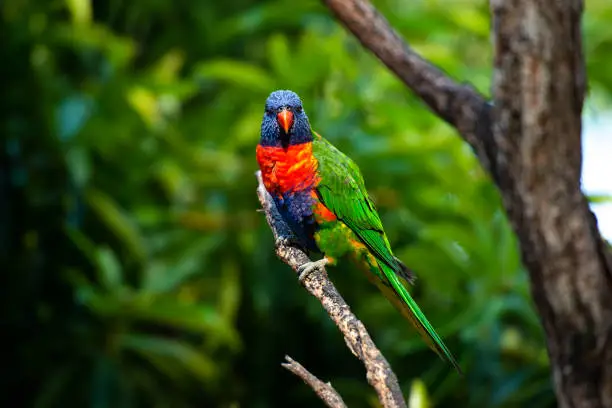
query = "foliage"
(2, 0, 612, 407)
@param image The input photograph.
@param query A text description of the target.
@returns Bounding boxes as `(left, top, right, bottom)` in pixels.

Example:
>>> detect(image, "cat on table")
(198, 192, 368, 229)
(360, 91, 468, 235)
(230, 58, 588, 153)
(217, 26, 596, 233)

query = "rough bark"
(322, 0, 612, 406)
(490, 2, 612, 407)
(256, 171, 407, 408)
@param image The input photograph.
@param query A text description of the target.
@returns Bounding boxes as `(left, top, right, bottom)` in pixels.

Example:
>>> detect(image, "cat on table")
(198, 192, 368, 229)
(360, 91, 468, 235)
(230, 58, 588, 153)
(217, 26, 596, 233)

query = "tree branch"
(256, 170, 407, 408)
(322, 0, 612, 406)
(281, 355, 347, 408)
(321, 0, 496, 174)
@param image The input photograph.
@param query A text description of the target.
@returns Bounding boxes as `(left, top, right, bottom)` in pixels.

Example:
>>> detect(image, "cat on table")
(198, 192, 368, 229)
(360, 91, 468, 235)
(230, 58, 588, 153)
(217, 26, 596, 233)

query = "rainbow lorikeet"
(256, 90, 461, 373)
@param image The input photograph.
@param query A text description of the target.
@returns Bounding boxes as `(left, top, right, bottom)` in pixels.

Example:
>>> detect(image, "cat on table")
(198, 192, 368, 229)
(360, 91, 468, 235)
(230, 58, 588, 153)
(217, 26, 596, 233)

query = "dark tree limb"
(321, 0, 495, 173)
(281, 356, 347, 408)
(322, 0, 612, 406)
(256, 171, 407, 408)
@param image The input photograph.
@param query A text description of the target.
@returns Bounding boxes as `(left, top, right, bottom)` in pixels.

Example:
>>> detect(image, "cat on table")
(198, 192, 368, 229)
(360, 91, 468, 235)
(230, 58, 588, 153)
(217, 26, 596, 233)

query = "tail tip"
(394, 256, 417, 284)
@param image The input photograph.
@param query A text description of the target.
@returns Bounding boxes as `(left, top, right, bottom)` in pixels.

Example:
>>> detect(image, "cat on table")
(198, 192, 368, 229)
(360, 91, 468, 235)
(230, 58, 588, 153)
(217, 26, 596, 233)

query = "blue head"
(260, 90, 313, 148)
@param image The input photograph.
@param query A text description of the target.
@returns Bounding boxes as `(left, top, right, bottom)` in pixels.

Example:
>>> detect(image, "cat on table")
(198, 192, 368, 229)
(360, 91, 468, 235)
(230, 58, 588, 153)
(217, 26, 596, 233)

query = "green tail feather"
(378, 264, 463, 375)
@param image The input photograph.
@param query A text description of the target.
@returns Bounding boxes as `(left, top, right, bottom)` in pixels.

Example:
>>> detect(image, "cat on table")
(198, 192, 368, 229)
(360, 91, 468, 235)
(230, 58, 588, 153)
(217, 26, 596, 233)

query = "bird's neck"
(256, 142, 319, 196)
(259, 130, 313, 147)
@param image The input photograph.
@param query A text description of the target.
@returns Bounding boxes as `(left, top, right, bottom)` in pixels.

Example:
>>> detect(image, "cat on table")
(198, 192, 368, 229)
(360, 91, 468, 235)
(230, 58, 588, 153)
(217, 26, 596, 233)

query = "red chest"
(256, 143, 319, 195)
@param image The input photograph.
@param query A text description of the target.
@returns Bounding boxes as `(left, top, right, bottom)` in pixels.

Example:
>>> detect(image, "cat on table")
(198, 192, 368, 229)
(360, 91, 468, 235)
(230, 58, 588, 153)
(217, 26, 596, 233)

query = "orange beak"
(277, 109, 294, 134)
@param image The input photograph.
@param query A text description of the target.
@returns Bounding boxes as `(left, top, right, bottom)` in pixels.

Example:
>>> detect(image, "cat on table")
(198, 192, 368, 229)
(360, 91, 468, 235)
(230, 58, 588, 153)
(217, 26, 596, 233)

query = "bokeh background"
(3, 0, 612, 407)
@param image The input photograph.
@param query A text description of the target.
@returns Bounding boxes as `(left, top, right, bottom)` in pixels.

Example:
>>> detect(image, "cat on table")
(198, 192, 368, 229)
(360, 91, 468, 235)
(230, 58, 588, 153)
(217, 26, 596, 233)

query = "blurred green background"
(3, 0, 612, 407)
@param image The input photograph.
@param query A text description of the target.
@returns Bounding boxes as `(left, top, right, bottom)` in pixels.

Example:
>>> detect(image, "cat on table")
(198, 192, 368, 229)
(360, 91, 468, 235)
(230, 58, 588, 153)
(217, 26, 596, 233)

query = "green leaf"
(53, 23, 136, 68)
(65, 147, 91, 187)
(126, 86, 160, 128)
(267, 34, 291, 79)
(85, 188, 147, 263)
(120, 334, 216, 382)
(587, 193, 612, 204)
(193, 59, 274, 91)
(95, 246, 123, 290)
(218, 260, 241, 322)
(65, 227, 98, 266)
(65, 0, 92, 25)
(125, 298, 238, 345)
(409, 379, 431, 408)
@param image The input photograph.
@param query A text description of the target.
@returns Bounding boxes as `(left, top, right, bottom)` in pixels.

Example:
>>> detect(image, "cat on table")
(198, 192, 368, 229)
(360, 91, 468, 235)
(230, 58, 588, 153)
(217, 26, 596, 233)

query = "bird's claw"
(297, 258, 329, 283)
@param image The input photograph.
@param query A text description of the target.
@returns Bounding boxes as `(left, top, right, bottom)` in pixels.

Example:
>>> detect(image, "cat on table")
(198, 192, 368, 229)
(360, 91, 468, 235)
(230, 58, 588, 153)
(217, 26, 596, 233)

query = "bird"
(256, 89, 461, 373)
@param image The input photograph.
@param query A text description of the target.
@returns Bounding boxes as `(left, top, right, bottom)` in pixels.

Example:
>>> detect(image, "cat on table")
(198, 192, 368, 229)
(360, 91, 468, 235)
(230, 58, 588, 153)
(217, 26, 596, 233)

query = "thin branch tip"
(281, 356, 347, 408)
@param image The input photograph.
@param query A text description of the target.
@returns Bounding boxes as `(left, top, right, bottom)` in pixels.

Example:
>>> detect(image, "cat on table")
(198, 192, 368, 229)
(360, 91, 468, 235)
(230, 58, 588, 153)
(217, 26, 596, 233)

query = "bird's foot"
(297, 258, 330, 283)
(275, 235, 300, 248)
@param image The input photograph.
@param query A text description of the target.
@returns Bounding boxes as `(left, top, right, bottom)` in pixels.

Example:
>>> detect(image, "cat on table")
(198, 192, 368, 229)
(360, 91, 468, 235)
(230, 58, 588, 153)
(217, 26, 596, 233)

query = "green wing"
(312, 133, 401, 271)
(312, 132, 462, 374)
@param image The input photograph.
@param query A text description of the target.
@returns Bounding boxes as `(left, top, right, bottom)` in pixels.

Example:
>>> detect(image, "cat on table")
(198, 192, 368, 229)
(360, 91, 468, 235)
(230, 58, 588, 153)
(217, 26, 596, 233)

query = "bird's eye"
(296, 106, 303, 113)
(265, 108, 273, 115)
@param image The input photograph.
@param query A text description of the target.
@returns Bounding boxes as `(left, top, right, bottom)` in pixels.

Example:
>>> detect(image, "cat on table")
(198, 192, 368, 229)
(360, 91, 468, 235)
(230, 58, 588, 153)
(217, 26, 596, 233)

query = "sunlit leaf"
(409, 379, 431, 408)
(151, 49, 185, 83)
(126, 86, 160, 128)
(193, 59, 274, 91)
(65, 0, 92, 25)
(587, 193, 612, 204)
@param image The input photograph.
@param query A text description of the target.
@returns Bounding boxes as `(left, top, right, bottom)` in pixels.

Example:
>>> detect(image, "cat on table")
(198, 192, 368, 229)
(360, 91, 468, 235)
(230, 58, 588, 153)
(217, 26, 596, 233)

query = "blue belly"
(273, 190, 319, 252)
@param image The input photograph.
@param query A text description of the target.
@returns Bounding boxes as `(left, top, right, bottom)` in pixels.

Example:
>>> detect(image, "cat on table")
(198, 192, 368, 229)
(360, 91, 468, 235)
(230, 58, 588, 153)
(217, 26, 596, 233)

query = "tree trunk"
(490, 1, 612, 407)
